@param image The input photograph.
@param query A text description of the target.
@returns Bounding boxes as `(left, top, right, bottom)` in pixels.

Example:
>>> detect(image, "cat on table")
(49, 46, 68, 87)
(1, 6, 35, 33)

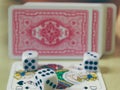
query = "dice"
(83, 52, 99, 72)
(22, 50, 38, 71)
(34, 68, 58, 90)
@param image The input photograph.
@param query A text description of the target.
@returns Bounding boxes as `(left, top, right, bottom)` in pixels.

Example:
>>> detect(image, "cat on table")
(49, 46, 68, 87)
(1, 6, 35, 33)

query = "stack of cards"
(8, 3, 117, 59)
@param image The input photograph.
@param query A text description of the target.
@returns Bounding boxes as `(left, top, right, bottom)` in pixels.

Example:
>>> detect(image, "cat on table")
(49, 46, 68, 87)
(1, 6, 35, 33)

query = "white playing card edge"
(8, 4, 102, 10)
(8, 6, 14, 60)
(87, 9, 92, 53)
(7, 62, 17, 90)
(11, 55, 84, 60)
(104, 4, 117, 55)
(97, 6, 106, 57)
(24, 2, 108, 6)
(97, 69, 107, 90)
(91, 5, 106, 58)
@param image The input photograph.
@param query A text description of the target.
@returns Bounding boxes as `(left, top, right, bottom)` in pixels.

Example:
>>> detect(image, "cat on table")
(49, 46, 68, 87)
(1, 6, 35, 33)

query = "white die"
(34, 68, 58, 90)
(83, 52, 99, 72)
(22, 50, 38, 71)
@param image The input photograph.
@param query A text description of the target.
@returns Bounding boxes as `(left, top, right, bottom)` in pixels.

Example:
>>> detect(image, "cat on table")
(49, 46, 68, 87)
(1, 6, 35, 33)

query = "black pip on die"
(22, 50, 38, 71)
(34, 68, 58, 90)
(83, 52, 99, 72)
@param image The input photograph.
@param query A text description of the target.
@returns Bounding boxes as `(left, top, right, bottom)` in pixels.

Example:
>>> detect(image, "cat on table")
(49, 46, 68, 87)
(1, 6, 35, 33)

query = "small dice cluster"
(21, 50, 99, 90)
(83, 52, 99, 72)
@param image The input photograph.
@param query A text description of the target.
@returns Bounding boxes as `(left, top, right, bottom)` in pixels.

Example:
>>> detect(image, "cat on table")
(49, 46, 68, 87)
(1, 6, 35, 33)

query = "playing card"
(90, 4, 106, 57)
(104, 4, 117, 54)
(7, 62, 106, 90)
(8, 4, 93, 59)
(24, 2, 107, 57)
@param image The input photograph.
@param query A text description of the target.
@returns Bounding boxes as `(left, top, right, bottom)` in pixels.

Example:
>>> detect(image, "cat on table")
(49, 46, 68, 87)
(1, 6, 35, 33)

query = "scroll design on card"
(31, 19, 70, 45)
(12, 10, 89, 56)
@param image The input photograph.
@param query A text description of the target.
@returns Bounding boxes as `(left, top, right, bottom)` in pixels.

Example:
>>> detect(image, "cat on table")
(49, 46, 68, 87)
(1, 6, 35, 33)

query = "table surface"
(0, 0, 120, 90)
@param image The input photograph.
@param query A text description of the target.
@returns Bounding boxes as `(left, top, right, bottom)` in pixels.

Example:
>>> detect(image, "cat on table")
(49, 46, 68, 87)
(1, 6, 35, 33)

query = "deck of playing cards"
(8, 3, 117, 59)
